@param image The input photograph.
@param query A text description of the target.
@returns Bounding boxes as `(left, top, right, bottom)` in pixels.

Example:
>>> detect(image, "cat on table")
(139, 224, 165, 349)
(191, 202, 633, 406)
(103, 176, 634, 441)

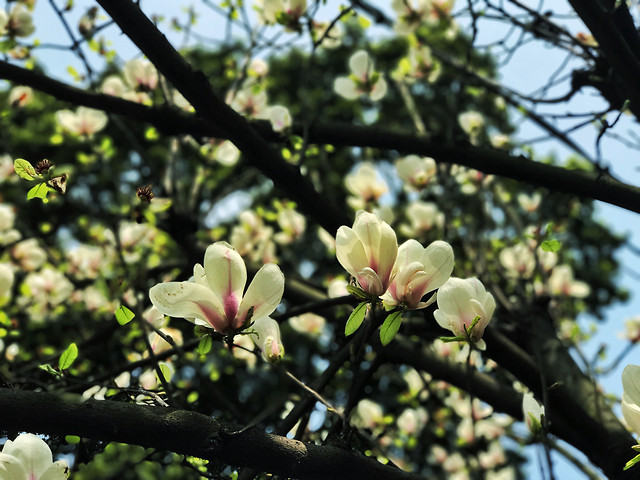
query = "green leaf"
(14, 158, 36, 180)
(115, 305, 135, 325)
(27, 183, 50, 201)
(380, 311, 403, 346)
(439, 335, 466, 343)
(158, 362, 172, 383)
(624, 453, 640, 471)
(345, 302, 367, 336)
(59, 342, 78, 370)
(541, 239, 561, 252)
(65, 435, 81, 445)
(39, 364, 61, 377)
(197, 336, 213, 355)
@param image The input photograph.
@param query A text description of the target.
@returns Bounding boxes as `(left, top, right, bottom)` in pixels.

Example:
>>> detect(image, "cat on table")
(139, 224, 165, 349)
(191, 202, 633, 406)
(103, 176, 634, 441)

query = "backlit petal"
(204, 242, 247, 323)
(2, 434, 52, 479)
(236, 263, 284, 330)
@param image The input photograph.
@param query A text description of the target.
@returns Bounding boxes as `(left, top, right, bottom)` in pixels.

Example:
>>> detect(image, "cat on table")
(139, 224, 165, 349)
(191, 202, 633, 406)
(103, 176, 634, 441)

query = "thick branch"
(0, 388, 423, 480)
(3, 62, 640, 216)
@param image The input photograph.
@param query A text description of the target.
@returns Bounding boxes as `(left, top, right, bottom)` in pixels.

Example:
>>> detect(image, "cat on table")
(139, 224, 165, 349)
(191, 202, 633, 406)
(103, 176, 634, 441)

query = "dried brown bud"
(48, 173, 67, 194)
(35, 159, 53, 174)
(137, 185, 155, 203)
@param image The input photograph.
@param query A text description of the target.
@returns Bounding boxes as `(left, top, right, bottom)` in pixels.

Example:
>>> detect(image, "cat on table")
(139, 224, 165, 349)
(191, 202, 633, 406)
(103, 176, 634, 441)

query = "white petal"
(2, 434, 51, 480)
(623, 364, 640, 405)
(349, 50, 371, 79)
(334, 77, 360, 100)
(149, 281, 228, 332)
(420, 240, 454, 290)
(336, 225, 368, 278)
(0, 452, 28, 480)
(369, 77, 387, 101)
(204, 242, 247, 322)
(39, 461, 69, 480)
(237, 263, 284, 329)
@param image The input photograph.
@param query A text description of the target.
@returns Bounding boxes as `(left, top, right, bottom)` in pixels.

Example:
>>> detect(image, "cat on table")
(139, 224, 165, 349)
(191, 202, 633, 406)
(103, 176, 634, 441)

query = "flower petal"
(236, 263, 284, 330)
(149, 281, 229, 332)
(336, 225, 368, 278)
(204, 242, 247, 322)
(334, 77, 359, 100)
(349, 50, 371, 79)
(2, 434, 52, 479)
(0, 452, 28, 480)
(40, 461, 69, 480)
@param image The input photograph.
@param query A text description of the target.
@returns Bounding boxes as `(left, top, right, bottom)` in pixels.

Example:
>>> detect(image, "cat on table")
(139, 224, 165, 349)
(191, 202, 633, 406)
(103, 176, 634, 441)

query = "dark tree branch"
(0, 388, 424, 480)
(3, 61, 640, 216)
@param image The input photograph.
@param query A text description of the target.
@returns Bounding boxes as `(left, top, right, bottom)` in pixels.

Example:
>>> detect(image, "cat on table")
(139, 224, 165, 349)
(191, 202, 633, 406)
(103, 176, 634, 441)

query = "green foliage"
(58, 342, 78, 370)
(380, 310, 403, 346)
(345, 302, 367, 336)
(115, 305, 135, 325)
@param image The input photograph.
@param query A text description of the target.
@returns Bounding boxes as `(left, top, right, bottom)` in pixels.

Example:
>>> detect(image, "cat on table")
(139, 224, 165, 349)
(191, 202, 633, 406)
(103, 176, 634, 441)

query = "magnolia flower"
(8, 86, 33, 107)
(0, 263, 14, 302)
(288, 312, 326, 336)
(123, 58, 158, 91)
(548, 265, 590, 298)
(274, 205, 306, 244)
(433, 277, 496, 350)
(251, 316, 284, 363)
(536, 246, 557, 272)
(0, 434, 69, 480)
(213, 140, 241, 167)
(336, 211, 398, 297)
(499, 243, 535, 278)
(352, 399, 385, 430)
(397, 407, 428, 435)
(56, 106, 108, 136)
(394, 45, 441, 83)
(399, 201, 444, 238)
(490, 133, 511, 149)
(334, 50, 387, 101)
(6, 5, 35, 37)
(622, 364, 640, 436)
(12, 239, 47, 271)
(312, 20, 344, 49)
(149, 242, 284, 334)
(522, 392, 545, 434)
(623, 317, 640, 343)
(229, 86, 268, 117)
(345, 162, 388, 209)
(517, 193, 542, 212)
(266, 105, 292, 133)
(381, 239, 454, 309)
(458, 111, 484, 145)
(248, 58, 269, 78)
(391, 0, 431, 33)
(396, 155, 436, 190)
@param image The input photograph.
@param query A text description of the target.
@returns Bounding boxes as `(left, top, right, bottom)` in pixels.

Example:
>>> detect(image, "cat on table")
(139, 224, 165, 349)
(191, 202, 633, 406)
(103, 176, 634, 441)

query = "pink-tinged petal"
(2, 433, 52, 479)
(376, 220, 398, 287)
(336, 225, 368, 277)
(397, 240, 425, 269)
(353, 212, 382, 267)
(357, 266, 385, 296)
(149, 281, 229, 332)
(0, 452, 29, 480)
(236, 263, 284, 330)
(204, 242, 247, 322)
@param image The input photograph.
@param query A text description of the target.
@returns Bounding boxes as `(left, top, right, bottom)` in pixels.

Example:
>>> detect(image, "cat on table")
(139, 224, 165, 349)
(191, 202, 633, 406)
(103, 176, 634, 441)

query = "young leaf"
(26, 183, 50, 201)
(380, 310, 403, 346)
(115, 305, 135, 325)
(345, 301, 367, 336)
(59, 342, 78, 370)
(541, 239, 561, 252)
(624, 453, 640, 471)
(158, 362, 173, 383)
(39, 364, 61, 377)
(14, 158, 36, 180)
(346, 284, 367, 300)
(197, 335, 213, 355)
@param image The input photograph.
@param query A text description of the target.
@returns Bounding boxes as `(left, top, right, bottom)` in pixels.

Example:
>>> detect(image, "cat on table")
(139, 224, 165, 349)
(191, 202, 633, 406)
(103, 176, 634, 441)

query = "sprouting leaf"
(39, 364, 61, 377)
(158, 362, 172, 383)
(26, 183, 50, 201)
(197, 336, 213, 355)
(346, 284, 367, 300)
(59, 342, 78, 370)
(624, 453, 640, 471)
(541, 239, 561, 252)
(345, 302, 367, 336)
(14, 158, 36, 180)
(115, 305, 135, 325)
(380, 311, 403, 346)
(65, 435, 81, 445)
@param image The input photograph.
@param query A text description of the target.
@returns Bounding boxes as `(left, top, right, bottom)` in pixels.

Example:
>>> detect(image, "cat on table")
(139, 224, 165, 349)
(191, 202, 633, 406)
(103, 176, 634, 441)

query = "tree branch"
(0, 388, 424, 480)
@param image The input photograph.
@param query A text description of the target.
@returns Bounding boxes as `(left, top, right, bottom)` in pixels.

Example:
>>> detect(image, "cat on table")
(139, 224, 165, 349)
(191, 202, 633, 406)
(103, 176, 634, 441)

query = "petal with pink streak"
(236, 263, 284, 330)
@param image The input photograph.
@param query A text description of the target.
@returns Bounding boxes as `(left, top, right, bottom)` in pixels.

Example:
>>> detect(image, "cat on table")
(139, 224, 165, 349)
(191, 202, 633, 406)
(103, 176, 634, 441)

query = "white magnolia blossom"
(499, 243, 535, 278)
(5, 5, 35, 37)
(351, 398, 385, 430)
(391, 0, 431, 33)
(336, 211, 398, 297)
(274, 205, 306, 245)
(536, 246, 558, 272)
(548, 264, 590, 298)
(394, 45, 441, 83)
(622, 364, 640, 436)
(397, 407, 428, 435)
(312, 20, 344, 49)
(56, 106, 108, 136)
(12, 239, 47, 271)
(0, 434, 69, 480)
(230, 210, 276, 264)
(399, 201, 444, 238)
(251, 316, 284, 363)
(345, 162, 388, 210)
(381, 239, 454, 310)
(0, 263, 14, 302)
(434, 277, 496, 350)
(334, 50, 387, 101)
(458, 111, 484, 145)
(622, 317, 640, 343)
(229, 85, 268, 117)
(327, 276, 349, 298)
(266, 105, 292, 133)
(490, 133, 511, 149)
(479, 441, 507, 470)
(8, 86, 33, 107)
(517, 192, 542, 212)
(522, 392, 545, 434)
(396, 155, 436, 190)
(0, 204, 20, 245)
(288, 312, 326, 336)
(248, 58, 269, 78)
(150, 242, 284, 334)
(123, 58, 159, 91)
